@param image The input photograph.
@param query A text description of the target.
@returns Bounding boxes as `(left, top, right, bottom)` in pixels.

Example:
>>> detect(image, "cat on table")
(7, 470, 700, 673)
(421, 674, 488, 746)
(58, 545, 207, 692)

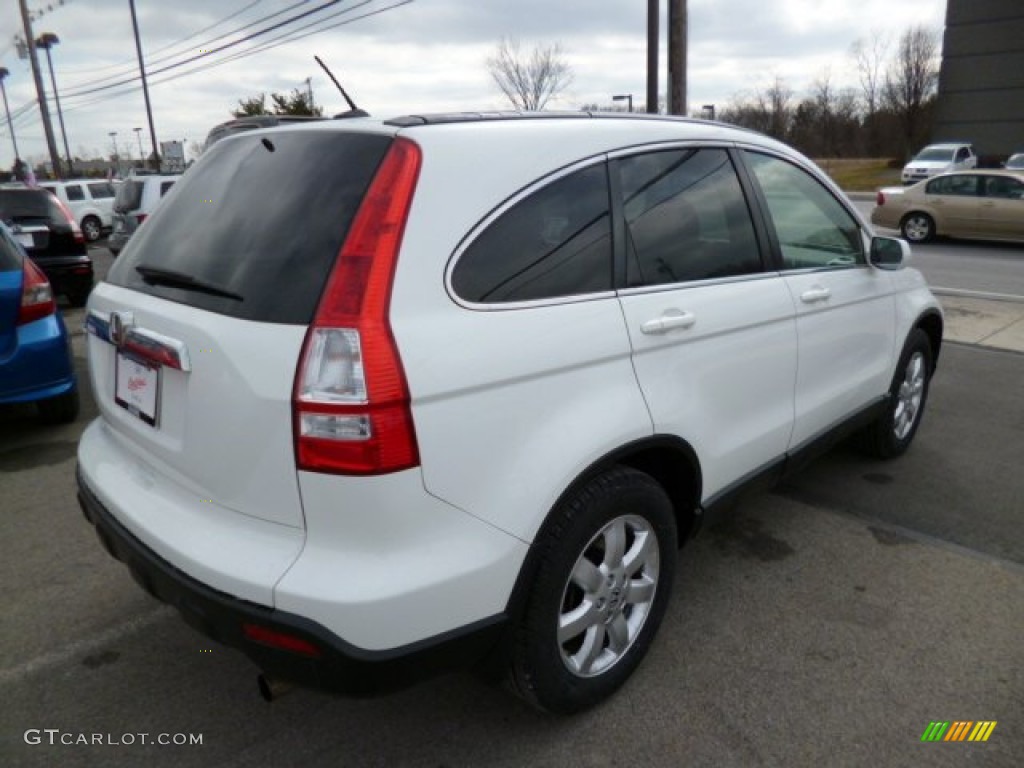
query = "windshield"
(106, 129, 392, 324)
(913, 148, 955, 162)
(1006, 154, 1024, 169)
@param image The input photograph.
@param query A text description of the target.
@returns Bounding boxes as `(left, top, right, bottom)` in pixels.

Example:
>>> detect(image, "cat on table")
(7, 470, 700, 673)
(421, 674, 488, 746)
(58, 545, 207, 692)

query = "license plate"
(16, 233, 33, 247)
(115, 352, 160, 427)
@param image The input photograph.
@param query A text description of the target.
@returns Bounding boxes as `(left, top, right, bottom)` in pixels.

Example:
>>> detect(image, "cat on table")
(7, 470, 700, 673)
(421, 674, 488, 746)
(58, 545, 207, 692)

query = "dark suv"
(0, 186, 93, 306)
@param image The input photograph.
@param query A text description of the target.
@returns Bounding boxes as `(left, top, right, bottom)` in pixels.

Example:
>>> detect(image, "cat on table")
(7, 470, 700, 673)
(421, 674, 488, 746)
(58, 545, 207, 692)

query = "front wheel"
(508, 466, 676, 714)
(861, 329, 933, 458)
(900, 212, 935, 243)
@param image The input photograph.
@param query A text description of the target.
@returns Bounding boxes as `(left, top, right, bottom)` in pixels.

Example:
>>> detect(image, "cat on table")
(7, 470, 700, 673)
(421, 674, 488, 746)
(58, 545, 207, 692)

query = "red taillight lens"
(242, 624, 321, 658)
(17, 258, 56, 326)
(876, 191, 885, 206)
(293, 138, 422, 475)
(53, 196, 85, 243)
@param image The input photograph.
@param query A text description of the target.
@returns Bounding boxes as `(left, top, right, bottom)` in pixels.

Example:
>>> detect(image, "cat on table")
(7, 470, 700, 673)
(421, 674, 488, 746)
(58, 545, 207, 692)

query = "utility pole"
(305, 76, 314, 113)
(0, 68, 21, 161)
(646, 0, 659, 114)
(128, 0, 159, 170)
(36, 33, 73, 176)
(668, 0, 688, 116)
(18, 0, 62, 178)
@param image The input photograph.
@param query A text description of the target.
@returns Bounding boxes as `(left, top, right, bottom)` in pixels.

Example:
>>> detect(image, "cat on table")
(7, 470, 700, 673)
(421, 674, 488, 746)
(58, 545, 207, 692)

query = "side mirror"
(869, 236, 911, 270)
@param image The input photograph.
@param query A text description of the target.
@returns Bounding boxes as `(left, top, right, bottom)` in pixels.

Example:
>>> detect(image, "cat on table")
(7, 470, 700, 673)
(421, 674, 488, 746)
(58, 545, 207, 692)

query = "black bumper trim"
(76, 466, 508, 696)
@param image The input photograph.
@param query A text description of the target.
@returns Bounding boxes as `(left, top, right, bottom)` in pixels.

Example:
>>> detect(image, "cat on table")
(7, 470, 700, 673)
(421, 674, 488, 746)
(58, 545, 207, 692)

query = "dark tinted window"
(87, 182, 116, 198)
(106, 131, 391, 324)
(0, 189, 68, 228)
(744, 151, 864, 270)
(159, 181, 175, 197)
(982, 175, 1024, 200)
(0, 224, 24, 271)
(452, 163, 612, 303)
(925, 175, 979, 196)
(114, 180, 144, 212)
(65, 184, 85, 201)
(618, 149, 761, 287)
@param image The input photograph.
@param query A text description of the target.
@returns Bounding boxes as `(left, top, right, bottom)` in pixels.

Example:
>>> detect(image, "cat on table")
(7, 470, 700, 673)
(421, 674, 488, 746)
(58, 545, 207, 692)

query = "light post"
(109, 131, 119, 178)
(35, 32, 73, 177)
(612, 94, 634, 113)
(133, 127, 143, 168)
(0, 67, 20, 163)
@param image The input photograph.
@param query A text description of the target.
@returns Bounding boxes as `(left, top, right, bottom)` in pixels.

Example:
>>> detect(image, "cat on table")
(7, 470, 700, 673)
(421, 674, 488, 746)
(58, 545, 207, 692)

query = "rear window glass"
(0, 225, 24, 271)
(114, 180, 144, 212)
(0, 190, 66, 224)
(106, 130, 392, 324)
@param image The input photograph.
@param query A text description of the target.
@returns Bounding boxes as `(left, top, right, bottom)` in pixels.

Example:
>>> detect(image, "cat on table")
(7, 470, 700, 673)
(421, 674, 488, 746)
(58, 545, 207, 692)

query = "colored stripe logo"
(921, 721, 997, 742)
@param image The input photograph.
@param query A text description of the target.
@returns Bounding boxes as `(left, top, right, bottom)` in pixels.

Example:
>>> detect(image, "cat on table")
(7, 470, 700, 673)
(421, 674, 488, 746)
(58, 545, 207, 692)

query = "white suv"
(901, 142, 977, 185)
(39, 179, 118, 242)
(77, 113, 943, 714)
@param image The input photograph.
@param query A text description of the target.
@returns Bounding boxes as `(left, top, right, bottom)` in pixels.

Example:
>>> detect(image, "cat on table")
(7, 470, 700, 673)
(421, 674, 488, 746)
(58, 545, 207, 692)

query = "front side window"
(744, 151, 864, 270)
(65, 184, 84, 201)
(982, 175, 1024, 200)
(617, 148, 761, 287)
(452, 163, 612, 303)
(159, 181, 175, 197)
(87, 182, 116, 199)
(925, 175, 979, 197)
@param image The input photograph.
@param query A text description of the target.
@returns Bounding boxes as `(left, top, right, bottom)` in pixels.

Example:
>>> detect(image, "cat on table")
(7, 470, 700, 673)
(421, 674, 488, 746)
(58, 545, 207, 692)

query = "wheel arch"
(914, 309, 943, 371)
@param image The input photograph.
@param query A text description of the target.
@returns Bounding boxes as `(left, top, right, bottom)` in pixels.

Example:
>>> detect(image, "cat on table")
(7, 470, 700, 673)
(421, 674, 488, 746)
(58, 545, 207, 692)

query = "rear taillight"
(53, 196, 85, 243)
(17, 258, 56, 326)
(876, 191, 885, 206)
(293, 137, 422, 475)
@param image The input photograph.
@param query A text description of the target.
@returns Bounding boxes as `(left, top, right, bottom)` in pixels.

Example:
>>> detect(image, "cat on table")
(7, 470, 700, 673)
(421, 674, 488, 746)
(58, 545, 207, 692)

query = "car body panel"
(901, 142, 976, 185)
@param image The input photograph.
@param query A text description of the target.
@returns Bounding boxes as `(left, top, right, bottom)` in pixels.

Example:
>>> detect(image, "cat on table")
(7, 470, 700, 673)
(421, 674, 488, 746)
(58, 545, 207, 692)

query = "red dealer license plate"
(114, 351, 160, 427)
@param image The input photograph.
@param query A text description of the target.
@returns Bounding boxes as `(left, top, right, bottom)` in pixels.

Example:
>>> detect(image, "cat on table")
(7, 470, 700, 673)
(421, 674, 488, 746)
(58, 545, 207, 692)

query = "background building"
(933, 0, 1024, 159)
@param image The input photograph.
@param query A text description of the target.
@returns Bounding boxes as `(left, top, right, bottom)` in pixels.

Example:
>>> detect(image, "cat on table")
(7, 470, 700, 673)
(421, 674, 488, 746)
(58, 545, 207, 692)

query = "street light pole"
(18, 0, 62, 178)
(0, 67, 21, 162)
(109, 131, 119, 178)
(134, 127, 143, 168)
(36, 33, 73, 176)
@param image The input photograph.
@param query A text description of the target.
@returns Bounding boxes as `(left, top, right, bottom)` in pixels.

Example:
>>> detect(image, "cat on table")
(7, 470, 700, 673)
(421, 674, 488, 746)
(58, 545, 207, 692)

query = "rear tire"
(860, 329, 933, 459)
(81, 216, 102, 242)
(900, 212, 935, 243)
(508, 466, 676, 714)
(37, 388, 80, 425)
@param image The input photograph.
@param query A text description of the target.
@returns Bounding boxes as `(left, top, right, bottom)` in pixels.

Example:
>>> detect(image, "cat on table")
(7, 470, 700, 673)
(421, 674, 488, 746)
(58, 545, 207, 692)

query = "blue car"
(0, 221, 79, 423)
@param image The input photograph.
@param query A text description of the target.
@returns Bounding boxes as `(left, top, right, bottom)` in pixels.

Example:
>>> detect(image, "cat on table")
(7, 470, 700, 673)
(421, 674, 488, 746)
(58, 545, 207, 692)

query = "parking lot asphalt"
(1, 250, 1022, 767)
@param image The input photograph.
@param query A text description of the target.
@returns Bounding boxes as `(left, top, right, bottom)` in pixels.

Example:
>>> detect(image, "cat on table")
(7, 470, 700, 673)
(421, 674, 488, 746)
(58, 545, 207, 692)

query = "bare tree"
(487, 38, 573, 111)
(883, 25, 941, 156)
(757, 76, 794, 140)
(851, 31, 890, 117)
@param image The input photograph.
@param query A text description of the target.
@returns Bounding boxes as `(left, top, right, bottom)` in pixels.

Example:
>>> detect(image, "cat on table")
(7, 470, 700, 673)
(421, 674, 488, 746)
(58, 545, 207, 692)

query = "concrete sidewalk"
(937, 293, 1024, 353)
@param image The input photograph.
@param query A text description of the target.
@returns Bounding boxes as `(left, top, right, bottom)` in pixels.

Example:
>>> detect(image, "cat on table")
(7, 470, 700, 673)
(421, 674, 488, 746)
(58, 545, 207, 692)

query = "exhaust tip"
(257, 674, 292, 702)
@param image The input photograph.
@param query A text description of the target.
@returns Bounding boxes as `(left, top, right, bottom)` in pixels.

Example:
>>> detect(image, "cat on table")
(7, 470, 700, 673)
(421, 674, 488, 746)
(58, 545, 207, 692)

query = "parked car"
(1004, 153, 1024, 170)
(0, 185, 93, 306)
(901, 142, 977, 185)
(39, 179, 118, 242)
(872, 170, 1024, 243)
(78, 112, 943, 714)
(107, 174, 179, 255)
(0, 221, 79, 423)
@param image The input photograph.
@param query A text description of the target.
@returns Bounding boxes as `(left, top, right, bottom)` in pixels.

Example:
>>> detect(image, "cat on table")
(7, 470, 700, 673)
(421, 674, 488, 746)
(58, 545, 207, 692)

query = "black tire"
(81, 215, 102, 242)
(861, 329, 933, 459)
(37, 388, 80, 425)
(508, 466, 677, 714)
(900, 212, 935, 243)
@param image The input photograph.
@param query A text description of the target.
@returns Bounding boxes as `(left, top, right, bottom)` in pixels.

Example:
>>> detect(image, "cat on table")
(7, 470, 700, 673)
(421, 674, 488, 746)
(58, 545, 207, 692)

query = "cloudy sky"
(0, 0, 947, 171)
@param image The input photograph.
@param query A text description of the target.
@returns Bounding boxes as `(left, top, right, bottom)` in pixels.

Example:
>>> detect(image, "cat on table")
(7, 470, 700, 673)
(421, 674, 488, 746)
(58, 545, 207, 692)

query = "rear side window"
(617, 149, 762, 287)
(926, 175, 979, 196)
(452, 163, 612, 303)
(114, 181, 144, 212)
(87, 182, 116, 199)
(106, 131, 392, 324)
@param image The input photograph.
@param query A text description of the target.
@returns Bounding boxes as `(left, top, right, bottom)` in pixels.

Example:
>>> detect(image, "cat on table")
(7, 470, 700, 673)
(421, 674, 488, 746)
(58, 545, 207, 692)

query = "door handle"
(800, 286, 831, 303)
(640, 310, 696, 335)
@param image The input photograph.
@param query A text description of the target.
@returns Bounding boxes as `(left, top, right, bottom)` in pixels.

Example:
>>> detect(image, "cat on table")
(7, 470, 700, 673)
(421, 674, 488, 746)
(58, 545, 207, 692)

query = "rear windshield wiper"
(135, 265, 244, 302)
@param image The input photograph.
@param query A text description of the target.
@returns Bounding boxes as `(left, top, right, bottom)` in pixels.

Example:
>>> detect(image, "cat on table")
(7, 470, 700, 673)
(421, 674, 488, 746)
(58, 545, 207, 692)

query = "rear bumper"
(76, 466, 508, 696)
(36, 258, 94, 298)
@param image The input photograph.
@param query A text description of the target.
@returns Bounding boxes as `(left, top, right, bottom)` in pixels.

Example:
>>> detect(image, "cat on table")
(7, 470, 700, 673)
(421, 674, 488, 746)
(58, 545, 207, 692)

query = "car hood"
(905, 160, 953, 171)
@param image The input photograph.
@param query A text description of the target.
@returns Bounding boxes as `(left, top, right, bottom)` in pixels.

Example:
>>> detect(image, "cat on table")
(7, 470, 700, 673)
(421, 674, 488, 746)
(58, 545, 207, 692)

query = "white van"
(39, 179, 118, 242)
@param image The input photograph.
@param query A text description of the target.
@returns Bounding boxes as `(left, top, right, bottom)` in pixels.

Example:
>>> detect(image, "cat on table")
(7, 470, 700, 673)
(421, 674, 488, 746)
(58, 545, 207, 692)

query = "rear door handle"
(640, 310, 696, 335)
(800, 286, 831, 304)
